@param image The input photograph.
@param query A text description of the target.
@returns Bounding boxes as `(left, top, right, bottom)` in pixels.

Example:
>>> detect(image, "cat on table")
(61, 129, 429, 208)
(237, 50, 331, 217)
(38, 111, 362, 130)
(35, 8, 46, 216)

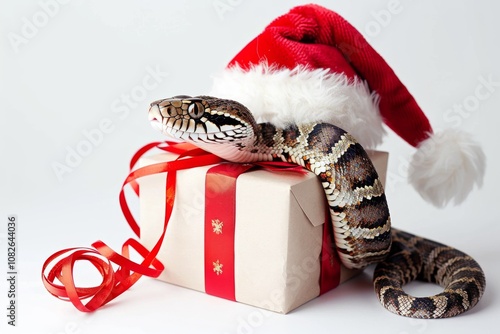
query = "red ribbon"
(203, 163, 340, 300)
(42, 142, 223, 312)
(41, 141, 340, 312)
(204, 163, 255, 300)
(319, 208, 341, 295)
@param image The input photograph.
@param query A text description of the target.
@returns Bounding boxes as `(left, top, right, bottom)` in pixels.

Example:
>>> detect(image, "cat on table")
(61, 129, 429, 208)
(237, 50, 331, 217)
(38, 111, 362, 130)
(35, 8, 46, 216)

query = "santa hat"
(210, 4, 485, 207)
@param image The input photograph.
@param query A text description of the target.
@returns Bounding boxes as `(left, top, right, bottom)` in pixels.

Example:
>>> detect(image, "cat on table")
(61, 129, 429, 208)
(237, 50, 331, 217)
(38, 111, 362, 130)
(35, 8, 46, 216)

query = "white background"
(1, 0, 499, 333)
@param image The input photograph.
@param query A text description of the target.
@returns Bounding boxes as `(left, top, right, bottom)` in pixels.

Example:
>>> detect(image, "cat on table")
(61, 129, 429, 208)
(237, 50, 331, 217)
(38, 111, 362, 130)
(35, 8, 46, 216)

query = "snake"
(148, 95, 485, 318)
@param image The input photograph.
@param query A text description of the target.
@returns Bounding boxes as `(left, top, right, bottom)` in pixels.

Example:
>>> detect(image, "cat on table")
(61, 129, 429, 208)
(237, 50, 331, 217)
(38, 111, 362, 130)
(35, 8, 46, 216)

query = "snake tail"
(374, 229, 485, 318)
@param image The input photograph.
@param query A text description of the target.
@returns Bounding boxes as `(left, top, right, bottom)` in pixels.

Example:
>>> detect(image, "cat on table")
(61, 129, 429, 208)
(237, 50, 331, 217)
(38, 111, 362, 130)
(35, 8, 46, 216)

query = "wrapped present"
(138, 150, 388, 314)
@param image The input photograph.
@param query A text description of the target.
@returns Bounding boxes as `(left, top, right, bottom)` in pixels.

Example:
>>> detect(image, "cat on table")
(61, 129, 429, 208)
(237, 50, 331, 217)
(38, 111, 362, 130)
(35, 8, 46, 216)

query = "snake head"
(149, 95, 257, 149)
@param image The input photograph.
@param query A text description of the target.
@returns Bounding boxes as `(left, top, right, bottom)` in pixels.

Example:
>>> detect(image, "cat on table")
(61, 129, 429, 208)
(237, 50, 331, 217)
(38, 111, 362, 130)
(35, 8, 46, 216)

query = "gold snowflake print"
(211, 219, 223, 235)
(213, 260, 223, 275)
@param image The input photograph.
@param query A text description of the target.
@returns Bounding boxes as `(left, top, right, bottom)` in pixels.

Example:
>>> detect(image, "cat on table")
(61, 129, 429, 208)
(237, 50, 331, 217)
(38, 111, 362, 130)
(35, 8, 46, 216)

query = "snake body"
(148, 95, 485, 318)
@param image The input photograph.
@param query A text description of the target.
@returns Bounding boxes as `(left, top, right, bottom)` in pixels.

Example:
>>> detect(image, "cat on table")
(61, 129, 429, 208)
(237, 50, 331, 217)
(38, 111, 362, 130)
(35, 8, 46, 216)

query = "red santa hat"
(210, 4, 485, 207)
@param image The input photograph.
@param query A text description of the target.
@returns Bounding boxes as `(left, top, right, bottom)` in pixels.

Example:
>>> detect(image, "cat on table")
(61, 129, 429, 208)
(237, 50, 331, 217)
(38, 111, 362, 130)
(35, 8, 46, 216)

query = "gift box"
(138, 150, 388, 314)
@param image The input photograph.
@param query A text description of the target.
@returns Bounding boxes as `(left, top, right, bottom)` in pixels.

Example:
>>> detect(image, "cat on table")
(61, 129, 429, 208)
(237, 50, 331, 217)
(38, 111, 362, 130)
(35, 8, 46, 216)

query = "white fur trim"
(408, 129, 485, 207)
(210, 64, 385, 148)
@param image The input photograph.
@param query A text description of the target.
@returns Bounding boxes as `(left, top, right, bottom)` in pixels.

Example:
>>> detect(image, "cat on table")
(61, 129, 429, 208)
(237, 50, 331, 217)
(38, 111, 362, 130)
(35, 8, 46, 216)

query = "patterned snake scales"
(148, 95, 485, 318)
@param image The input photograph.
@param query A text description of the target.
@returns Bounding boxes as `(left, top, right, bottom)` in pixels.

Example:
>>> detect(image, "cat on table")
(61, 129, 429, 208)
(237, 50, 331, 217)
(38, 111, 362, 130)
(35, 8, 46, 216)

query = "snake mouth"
(151, 119, 251, 144)
(149, 104, 172, 136)
(149, 102, 251, 143)
(149, 116, 243, 142)
(150, 119, 166, 134)
(149, 103, 162, 120)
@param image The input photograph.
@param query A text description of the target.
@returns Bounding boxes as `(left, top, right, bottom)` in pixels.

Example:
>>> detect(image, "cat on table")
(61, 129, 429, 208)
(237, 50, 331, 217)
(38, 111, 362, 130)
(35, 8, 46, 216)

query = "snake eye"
(188, 102, 204, 119)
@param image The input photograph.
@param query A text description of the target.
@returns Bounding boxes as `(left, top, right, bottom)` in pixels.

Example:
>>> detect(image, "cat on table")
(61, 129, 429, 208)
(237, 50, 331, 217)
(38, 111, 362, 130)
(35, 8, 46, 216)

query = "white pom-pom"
(408, 129, 485, 207)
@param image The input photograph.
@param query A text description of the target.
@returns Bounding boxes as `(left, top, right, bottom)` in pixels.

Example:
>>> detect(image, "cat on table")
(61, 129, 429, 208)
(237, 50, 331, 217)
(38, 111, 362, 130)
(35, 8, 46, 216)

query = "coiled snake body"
(148, 95, 485, 318)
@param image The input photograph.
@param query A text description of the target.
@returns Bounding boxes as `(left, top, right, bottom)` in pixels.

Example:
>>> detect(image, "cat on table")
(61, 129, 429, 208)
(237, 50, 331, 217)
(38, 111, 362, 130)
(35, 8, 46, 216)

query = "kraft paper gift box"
(138, 150, 388, 314)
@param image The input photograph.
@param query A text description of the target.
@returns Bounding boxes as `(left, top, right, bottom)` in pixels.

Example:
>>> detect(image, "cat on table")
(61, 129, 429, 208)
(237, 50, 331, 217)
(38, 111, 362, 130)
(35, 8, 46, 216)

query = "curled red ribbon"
(42, 142, 223, 312)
